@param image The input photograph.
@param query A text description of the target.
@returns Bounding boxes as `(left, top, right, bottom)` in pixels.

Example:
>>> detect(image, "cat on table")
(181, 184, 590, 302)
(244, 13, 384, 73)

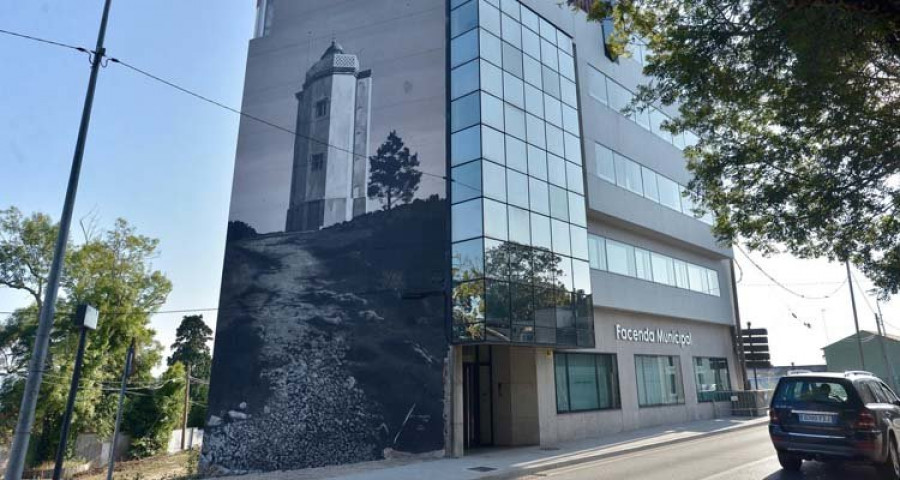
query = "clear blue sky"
(1, 0, 897, 370)
(0, 0, 255, 356)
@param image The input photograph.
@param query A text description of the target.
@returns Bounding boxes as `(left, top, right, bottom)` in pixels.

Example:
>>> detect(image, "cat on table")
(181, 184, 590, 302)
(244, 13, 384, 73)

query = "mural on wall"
(203, 0, 448, 473)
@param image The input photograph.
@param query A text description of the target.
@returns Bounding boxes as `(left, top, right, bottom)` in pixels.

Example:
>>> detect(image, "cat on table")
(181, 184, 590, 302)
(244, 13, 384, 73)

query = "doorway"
(462, 345, 493, 449)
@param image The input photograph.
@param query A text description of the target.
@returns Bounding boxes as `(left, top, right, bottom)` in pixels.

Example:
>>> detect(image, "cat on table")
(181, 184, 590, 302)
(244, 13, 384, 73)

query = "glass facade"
(694, 357, 731, 402)
(450, 0, 594, 347)
(588, 234, 721, 297)
(635, 355, 685, 407)
(555, 352, 620, 412)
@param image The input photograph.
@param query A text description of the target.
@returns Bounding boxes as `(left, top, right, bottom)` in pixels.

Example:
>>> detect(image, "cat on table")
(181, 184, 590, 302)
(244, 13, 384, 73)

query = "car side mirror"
(893, 400, 900, 408)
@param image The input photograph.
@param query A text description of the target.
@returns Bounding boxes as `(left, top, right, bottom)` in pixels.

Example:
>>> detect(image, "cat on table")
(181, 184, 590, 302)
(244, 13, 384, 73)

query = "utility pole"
(107, 340, 134, 480)
(52, 306, 99, 480)
(5, 1, 113, 478)
(748, 322, 759, 390)
(181, 362, 191, 451)
(845, 261, 866, 370)
(875, 302, 899, 393)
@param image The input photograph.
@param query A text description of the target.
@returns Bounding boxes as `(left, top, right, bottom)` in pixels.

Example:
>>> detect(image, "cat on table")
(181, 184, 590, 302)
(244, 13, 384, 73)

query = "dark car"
(769, 371, 900, 478)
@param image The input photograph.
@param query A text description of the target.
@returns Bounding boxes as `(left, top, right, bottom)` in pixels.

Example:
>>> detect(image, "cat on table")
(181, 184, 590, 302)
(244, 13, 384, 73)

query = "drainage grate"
(469, 466, 498, 472)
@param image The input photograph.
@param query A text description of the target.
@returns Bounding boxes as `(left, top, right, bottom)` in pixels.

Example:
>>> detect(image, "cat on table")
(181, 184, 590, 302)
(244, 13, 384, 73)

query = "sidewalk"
(234, 416, 770, 480)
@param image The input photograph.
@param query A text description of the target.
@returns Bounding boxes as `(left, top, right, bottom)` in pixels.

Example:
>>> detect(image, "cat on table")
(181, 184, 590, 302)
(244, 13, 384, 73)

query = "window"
(657, 175, 682, 212)
(451, 125, 481, 166)
(641, 167, 659, 202)
(636, 355, 685, 407)
(588, 235, 606, 271)
(452, 28, 480, 67)
(451, 0, 478, 38)
(687, 264, 707, 293)
(605, 239, 635, 277)
(614, 154, 642, 195)
(635, 248, 652, 281)
(651, 252, 675, 286)
(607, 80, 631, 115)
(774, 379, 850, 405)
(673, 260, 689, 289)
(315, 98, 329, 118)
(694, 358, 731, 402)
(310, 153, 324, 171)
(707, 270, 720, 296)
(480, 60, 503, 97)
(589, 68, 607, 104)
(594, 144, 615, 183)
(555, 353, 620, 412)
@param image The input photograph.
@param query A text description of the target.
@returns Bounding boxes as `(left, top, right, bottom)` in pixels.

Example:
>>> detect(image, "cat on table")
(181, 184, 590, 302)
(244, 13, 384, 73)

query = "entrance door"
(462, 346, 493, 448)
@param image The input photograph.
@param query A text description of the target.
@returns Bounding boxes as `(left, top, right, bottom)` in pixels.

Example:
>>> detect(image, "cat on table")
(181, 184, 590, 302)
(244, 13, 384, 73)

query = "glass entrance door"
(462, 346, 493, 448)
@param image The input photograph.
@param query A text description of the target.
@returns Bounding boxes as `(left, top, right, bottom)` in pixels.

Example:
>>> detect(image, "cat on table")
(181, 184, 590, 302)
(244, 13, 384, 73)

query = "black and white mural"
(203, 0, 448, 473)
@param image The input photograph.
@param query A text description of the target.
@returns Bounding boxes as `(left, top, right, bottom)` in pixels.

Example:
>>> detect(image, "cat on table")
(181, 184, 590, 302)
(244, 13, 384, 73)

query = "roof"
(822, 330, 900, 350)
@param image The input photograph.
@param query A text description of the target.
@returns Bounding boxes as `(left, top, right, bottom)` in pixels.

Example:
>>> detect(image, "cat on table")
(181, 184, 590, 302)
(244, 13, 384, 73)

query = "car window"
(877, 382, 899, 403)
(775, 379, 850, 405)
(861, 381, 887, 404)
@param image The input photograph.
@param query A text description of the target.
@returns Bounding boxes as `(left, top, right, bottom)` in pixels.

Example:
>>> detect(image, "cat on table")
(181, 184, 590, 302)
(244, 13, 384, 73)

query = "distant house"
(823, 331, 900, 391)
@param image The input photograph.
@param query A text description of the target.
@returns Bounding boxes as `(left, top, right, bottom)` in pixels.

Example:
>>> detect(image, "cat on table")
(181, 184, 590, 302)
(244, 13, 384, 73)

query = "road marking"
(697, 455, 778, 480)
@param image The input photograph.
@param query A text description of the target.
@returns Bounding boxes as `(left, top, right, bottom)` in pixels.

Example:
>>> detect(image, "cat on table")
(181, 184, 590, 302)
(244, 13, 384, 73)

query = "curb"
(480, 419, 769, 480)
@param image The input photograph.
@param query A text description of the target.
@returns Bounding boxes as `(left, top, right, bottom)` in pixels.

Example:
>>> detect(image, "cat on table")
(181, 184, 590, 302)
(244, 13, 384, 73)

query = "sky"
(0, 0, 897, 372)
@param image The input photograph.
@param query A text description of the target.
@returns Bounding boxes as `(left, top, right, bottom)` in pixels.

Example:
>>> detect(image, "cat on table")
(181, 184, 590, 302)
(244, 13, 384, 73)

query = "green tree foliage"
(124, 362, 186, 458)
(0, 207, 172, 462)
(579, 1, 900, 296)
(167, 315, 212, 428)
(367, 131, 422, 211)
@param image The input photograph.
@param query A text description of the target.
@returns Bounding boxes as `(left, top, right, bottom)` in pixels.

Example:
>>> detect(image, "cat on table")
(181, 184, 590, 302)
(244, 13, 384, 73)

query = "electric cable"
(735, 244, 847, 300)
(0, 28, 87, 53)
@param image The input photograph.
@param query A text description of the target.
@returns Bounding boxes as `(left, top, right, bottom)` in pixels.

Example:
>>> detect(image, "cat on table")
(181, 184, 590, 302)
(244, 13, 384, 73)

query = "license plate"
(799, 413, 836, 425)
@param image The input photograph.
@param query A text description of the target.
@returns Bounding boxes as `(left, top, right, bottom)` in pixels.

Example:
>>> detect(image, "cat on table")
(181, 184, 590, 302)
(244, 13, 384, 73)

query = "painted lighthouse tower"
(286, 41, 372, 231)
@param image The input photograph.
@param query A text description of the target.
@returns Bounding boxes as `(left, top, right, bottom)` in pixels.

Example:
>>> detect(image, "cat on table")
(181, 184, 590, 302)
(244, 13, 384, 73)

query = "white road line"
(697, 455, 778, 480)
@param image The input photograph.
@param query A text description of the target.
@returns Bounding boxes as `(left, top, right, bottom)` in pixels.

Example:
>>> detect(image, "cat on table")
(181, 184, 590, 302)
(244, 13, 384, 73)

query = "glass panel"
(452, 198, 482, 242)
(596, 355, 620, 409)
(451, 92, 480, 132)
(641, 166, 659, 202)
(544, 95, 562, 127)
(508, 206, 531, 245)
(681, 189, 697, 216)
(634, 107, 651, 130)
(501, 13, 521, 48)
(649, 108, 669, 138)
(566, 162, 583, 195)
(594, 143, 615, 182)
(559, 51, 575, 81)
(555, 354, 570, 412)
(568, 354, 600, 411)
(526, 114, 545, 149)
(588, 235, 606, 270)
(560, 77, 577, 108)
(504, 103, 526, 140)
(451, 60, 479, 100)
(606, 239, 635, 277)
(508, 242, 532, 284)
(451, 0, 479, 38)
(451, 28, 479, 67)
(484, 198, 508, 240)
(542, 66, 560, 98)
(482, 159, 507, 201)
(527, 145, 547, 180)
(636, 355, 684, 406)
(658, 175, 682, 211)
(485, 280, 510, 330)
(688, 264, 707, 293)
(539, 18, 556, 43)
(589, 69, 607, 104)
(520, 5, 539, 31)
(607, 79, 631, 115)
(541, 38, 558, 70)
(502, 42, 524, 78)
(564, 132, 582, 165)
(546, 125, 564, 157)
(673, 260, 689, 289)
(707, 270, 720, 296)
(557, 256, 573, 291)
(524, 83, 544, 117)
(651, 252, 675, 286)
(503, 72, 525, 108)
(523, 54, 542, 89)
(549, 185, 569, 221)
(562, 104, 579, 134)
(558, 34, 573, 55)
(521, 27, 540, 59)
(500, 0, 519, 19)
(453, 280, 485, 342)
(482, 125, 506, 164)
(673, 131, 686, 150)
(452, 237, 484, 282)
(614, 154, 643, 195)
(695, 357, 731, 402)
(484, 238, 510, 280)
(510, 282, 535, 325)
(505, 135, 528, 172)
(480, 29, 502, 66)
(634, 248, 652, 281)
(528, 177, 549, 216)
(572, 259, 591, 294)
(547, 154, 567, 188)
(451, 125, 481, 166)
(452, 161, 481, 204)
(570, 226, 588, 261)
(568, 192, 586, 227)
(479, 0, 501, 36)
(507, 168, 529, 208)
(534, 287, 557, 327)
(530, 213, 552, 250)
(551, 219, 571, 256)
(480, 59, 503, 97)
(685, 131, 700, 148)
(532, 248, 560, 287)
(482, 93, 505, 130)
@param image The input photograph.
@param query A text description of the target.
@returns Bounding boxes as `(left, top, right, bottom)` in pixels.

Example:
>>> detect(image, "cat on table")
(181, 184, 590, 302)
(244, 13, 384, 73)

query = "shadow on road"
(762, 461, 881, 479)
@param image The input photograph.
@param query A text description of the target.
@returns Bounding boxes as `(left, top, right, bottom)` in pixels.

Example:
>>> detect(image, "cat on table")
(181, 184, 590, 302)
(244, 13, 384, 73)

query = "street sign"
(74, 304, 99, 330)
(743, 328, 768, 337)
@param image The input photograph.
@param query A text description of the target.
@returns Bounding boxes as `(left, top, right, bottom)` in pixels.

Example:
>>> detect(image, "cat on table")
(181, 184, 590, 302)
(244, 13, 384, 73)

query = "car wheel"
(778, 451, 802, 472)
(878, 436, 900, 480)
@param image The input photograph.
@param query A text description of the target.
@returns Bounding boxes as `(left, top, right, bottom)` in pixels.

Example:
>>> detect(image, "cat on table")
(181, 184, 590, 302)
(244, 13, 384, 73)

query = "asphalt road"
(516, 424, 885, 480)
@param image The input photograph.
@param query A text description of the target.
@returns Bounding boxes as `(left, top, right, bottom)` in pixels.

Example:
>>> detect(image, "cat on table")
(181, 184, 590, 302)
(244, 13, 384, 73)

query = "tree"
(168, 315, 213, 427)
(125, 362, 186, 458)
(0, 207, 171, 462)
(367, 131, 422, 210)
(579, 1, 900, 297)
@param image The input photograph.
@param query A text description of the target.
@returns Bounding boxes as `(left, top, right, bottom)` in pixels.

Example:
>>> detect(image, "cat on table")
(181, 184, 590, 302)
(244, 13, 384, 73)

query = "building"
(285, 41, 372, 231)
(204, 0, 742, 474)
(824, 331, 900, 391)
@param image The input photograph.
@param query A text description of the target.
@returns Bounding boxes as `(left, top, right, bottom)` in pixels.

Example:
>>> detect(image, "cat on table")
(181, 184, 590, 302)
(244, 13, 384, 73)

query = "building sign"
(615, 324, 692, 348)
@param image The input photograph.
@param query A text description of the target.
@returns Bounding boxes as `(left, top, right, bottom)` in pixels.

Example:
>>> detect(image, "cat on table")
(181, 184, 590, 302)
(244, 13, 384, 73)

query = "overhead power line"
(735, 244, 847, 300)
(0, 28, 87, 53)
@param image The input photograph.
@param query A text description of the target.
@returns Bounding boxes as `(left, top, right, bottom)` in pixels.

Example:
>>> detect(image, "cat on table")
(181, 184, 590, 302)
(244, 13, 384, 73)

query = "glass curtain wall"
(450, 0, 594, 347)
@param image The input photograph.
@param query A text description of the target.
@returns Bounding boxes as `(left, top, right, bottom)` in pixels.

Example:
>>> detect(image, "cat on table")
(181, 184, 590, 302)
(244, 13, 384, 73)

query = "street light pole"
(845, 261, 866, 370)
(4, 1, 113, 478)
